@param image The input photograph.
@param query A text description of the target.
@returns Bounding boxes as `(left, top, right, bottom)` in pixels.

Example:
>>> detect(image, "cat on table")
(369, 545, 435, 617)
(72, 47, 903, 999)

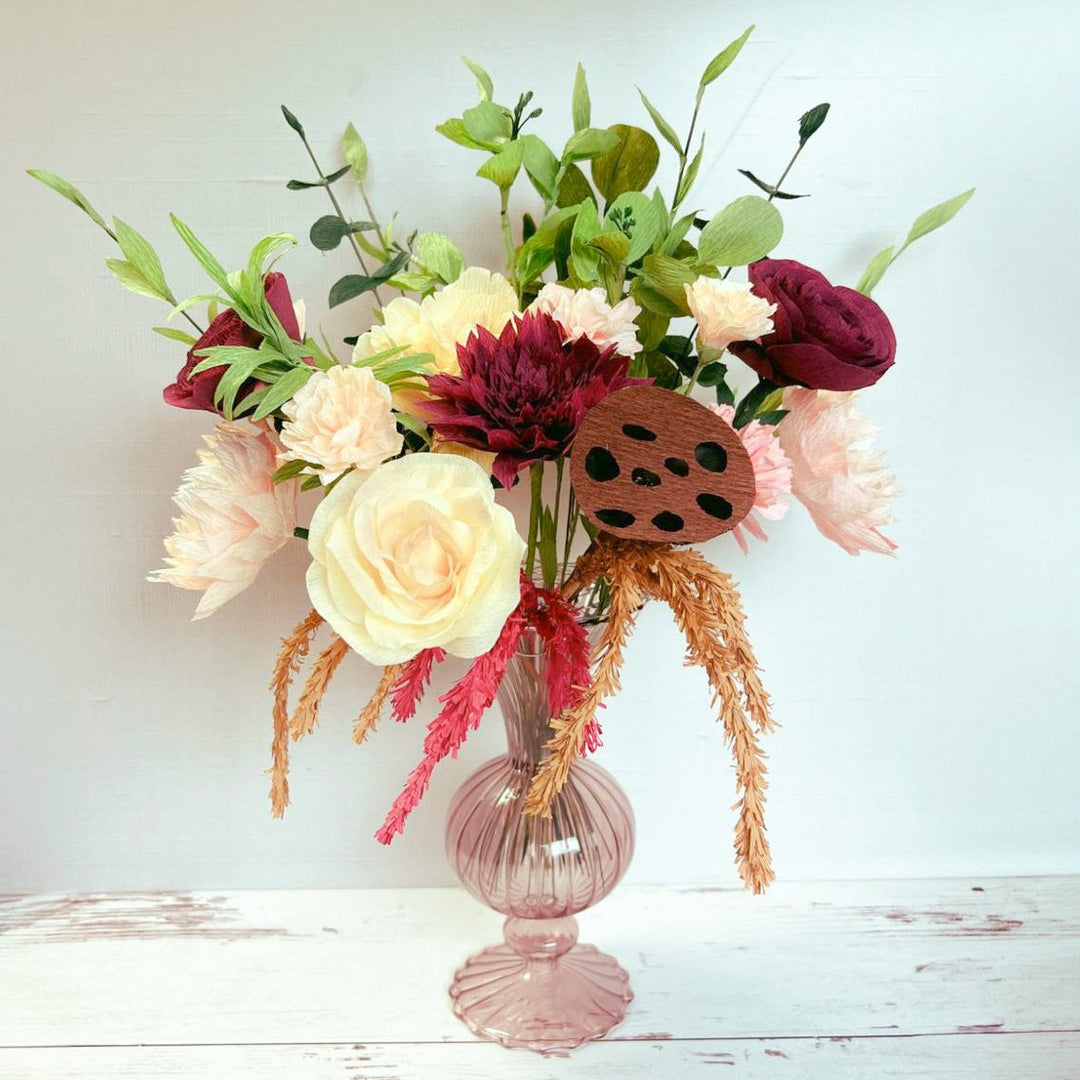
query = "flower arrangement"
(30, 27, 971, 895)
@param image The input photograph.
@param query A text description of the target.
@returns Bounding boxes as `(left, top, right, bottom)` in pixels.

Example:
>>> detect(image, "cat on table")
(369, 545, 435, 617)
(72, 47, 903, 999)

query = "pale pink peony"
(149, 422, 299, 618)
(529, 283, 643, 357)
(708, 403, 792, 554)
(279, 365, 402, 483)
(685, 276, 776, 353)
(778, 388, 900, 556)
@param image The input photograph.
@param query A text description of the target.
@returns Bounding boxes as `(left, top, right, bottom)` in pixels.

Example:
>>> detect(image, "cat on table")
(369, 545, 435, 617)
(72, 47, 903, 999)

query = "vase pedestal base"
(449, 936, 633, 1054)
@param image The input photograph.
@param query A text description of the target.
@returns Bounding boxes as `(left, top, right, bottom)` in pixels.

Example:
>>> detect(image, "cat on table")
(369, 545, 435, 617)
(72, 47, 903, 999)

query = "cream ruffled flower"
(150, 422, 298, 618)
(279, 365, 402, 483)
(306, 453, 525, 665)
(353, 266, 519, 380)
(709, 404, 792, 554)
(685, 276, 776, 353)
(529, 283, 643, 357)
(778, 388, 900, 556)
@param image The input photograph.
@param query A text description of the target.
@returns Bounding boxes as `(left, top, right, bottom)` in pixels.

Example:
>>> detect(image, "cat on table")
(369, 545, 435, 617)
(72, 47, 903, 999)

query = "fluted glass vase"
(444, 626, 635, 1053)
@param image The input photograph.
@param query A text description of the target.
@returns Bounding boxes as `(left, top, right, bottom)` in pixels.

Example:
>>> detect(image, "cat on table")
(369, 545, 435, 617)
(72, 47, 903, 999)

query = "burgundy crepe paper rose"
(728, 259, 896, 391)
(163, 272, 302, 415)
(423, 311, 644, 490)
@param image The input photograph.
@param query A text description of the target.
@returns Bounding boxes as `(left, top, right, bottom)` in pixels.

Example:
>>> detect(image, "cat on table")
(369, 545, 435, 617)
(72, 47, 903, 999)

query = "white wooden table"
(2, 877, 1077, 1078)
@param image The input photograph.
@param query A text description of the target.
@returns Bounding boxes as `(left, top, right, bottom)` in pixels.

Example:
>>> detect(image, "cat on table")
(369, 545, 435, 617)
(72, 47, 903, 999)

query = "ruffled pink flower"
(529, 283, 643, 357)
(708, 404, 792, 554)
(778, 388, 900, 556)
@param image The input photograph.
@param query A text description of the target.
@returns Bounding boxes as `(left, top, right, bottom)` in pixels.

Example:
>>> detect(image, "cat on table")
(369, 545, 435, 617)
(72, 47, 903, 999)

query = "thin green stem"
(769, 142, 806, 203)
(524, 461, 544, 579)
(672, 97, 703, 210)
(553, 457, 565, 543)
(499, 186, 518, 298)
(561, 487, 579, 585)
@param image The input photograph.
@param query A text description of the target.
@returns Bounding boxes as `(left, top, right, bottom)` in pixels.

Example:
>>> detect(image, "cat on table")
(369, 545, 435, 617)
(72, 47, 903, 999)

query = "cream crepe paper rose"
(685, 276, 776, 353)
(352, 266, 519, 380)
(305, 453, 526, 665)
(279, 365, 402, 483)
(149, 421, 298, 619)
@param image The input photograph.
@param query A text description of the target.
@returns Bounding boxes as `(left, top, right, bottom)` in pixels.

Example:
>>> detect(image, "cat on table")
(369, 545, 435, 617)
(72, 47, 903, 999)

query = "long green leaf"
(329, 251, 410, 307)
(637, 89, 683, 156)
(520, 134, 559, 200)
(462, 56, 494, 102)
(251, 365, 314, 421)
(572, 63, 591, 132)
(674, 134, 705, 207)
(152, 326, 198, 345)
(435, 117, 488, 150)
(901, 188, 975, 252)
(27, 169, 110, 233)
(170, 214, 234, 296)
(105, 258, 163, 301)
(342, 123, 368, 184)
(114, 218, 171, 300)
(855, 245, 896, 297)
(698, 25, 754, 97)
(213, 352, 267, 418)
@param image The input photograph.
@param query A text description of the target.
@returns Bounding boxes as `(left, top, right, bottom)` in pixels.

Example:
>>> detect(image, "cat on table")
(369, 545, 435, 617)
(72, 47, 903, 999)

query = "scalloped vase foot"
(445, 627, 636, 1055)
(450, 926, 633, 1053)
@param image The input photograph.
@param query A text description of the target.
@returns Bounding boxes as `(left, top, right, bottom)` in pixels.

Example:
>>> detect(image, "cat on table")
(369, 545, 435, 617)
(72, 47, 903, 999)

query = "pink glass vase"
(444, 626, 635, 1053)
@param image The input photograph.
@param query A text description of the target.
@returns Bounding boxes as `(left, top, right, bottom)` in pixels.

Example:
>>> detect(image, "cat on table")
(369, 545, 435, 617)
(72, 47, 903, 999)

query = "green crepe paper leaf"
(152, 326, 198, 345)
(634, 308, 669, 353)
(651, 187, 671, 236)
(733, 380, 782, 429)
(395, 409, 432, 446)
(901, 188, 975, 252)
(342, 123, 368, 184)
(645, 352, 682, 390)
(272, 458, 313, 484)
(309, 215, 376, 251)
(516, 204, 580, 282)
(855, 245, 896, 297)
(588, 230, 632, 265)
(570, 199, 603, 282)
(114, 218, 172, 300)
(697, 195, 783, 267)
(280, 105, 305, 138)
(738, 168, 807, 200)
(476, 140, 523, 187)
(462, 56, 494, 102)
(247, 233, 296, 285)
(798, 103, 830, 146)
(27, 169, 110, 232)
(189, 344, 276, 377)
(604, 191, 661, 264)
(591, 124, 660, 202)
(572, 63, 591, 133)
(698, 25, 754, 99)
(562, 127, 620, 164)
(637, 88, 683, 156)
(167, 292, 226, 321)
(435, 117, 489, 151)
(714, 377, 736, 407)
(387, 270, 440, 293)
(539, 505, 558, 589)
(755, 408, 789, 426)
(416, 232, 465, 284)
(639, 253, 696, 316)
(105, 258, 164, 301)
(213, 352, 267, 418)
(520, 134, 559, 200)
(170, 214, 233, 296)
(674, 134, 705, 207)
(300, 475, 323, 492)
(463, 101, 512, 151)
(286, 166, 351, 191)
(233, 386, 269, 418)
(695, 361, 727, 387)
(659, 211, 698, 256)
(251, 365, 315, 422)
(368, 352, 434, 382)
(556, 162, 593, 207)
(329, 250, 410, 307)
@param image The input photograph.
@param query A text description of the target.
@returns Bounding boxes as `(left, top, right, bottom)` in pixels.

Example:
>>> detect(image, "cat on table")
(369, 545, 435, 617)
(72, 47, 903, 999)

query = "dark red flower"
(728, 259, 896, 391)
(423, 311, 642, 489)
(163, 272, 302, 415)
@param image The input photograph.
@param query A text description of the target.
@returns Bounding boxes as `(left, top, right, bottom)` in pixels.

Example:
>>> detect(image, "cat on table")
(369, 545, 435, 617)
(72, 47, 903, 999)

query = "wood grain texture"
(1, 877, 1077, 1079)
(571, 386, 756, 543)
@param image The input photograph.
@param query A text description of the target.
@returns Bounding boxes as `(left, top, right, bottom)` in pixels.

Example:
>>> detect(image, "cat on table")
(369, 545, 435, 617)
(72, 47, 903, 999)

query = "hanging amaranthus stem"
(268, 609, 324, 818)
(290, 634, 350, 740)
(354, 663, 408, 745)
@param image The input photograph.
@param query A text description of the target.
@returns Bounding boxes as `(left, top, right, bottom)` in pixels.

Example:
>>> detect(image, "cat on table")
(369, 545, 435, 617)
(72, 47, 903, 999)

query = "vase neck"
(497, 630, 559, 768)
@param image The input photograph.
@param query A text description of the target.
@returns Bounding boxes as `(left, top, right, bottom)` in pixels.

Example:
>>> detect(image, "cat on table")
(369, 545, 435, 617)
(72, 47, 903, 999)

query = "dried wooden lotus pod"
(570, 385, 756, 544)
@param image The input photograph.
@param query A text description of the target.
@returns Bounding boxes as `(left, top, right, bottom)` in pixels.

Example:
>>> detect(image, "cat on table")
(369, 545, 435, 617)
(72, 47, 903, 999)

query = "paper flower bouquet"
(32, 26, 970, 1051)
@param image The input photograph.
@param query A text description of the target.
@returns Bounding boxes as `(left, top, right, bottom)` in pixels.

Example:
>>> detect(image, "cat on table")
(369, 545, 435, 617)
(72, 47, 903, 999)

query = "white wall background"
(1, 0, 1077, 894)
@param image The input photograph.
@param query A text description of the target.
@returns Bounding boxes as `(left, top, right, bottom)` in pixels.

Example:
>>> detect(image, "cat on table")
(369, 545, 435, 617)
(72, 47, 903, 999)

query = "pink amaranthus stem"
(390, 647, 447, 723)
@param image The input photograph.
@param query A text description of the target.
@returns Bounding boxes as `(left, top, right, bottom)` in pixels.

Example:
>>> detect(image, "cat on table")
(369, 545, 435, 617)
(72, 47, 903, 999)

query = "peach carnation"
(529, 283, 643, 357)
(149, 422, 298, 618)
(685, 276, 776, 353)
(778, 388, 900, 556)
(279, 365, 402, 483)
(709, 404, 792, 554)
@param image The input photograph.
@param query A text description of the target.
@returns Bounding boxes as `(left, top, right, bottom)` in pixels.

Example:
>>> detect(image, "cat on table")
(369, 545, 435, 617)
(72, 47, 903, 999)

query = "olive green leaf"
(476, 140, 523, 187)
(855, 246, 896, 297)
(113, 218, 172, 300)
(572, 63, 591, 132)
(105, 258, 164, 301)
(27, 169, 111, 234)
(417, 232, 465, 284)
(591, 124, 660, 202)
(342, 123, 368, 184)
(637, 89, 683, 156)
(520, 134, 560, 200)
(556, 163, 593, 207)
(153, 326, 198, 345)
(901, 188, 975, 251)
(562, 127, 620, 163)
(463, 101, 512, 151)
(697, 25, 754, 102)
(462, 56, 494, 102)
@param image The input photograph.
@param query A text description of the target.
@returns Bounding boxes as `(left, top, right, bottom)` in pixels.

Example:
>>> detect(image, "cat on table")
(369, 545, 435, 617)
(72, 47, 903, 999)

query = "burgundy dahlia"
(424, 311, 642, 489)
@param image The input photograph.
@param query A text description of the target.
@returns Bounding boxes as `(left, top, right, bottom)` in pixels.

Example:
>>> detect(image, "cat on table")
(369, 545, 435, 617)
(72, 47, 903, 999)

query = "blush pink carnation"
(529, 283, 643, 357)
(778, 388, 900, 556)
(708, 404, 792, 554)
(149, 422, 299, 617)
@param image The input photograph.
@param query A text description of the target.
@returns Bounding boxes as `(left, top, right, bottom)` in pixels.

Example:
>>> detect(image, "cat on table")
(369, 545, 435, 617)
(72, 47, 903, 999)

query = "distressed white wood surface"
(1, 877, 1077, 1077)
